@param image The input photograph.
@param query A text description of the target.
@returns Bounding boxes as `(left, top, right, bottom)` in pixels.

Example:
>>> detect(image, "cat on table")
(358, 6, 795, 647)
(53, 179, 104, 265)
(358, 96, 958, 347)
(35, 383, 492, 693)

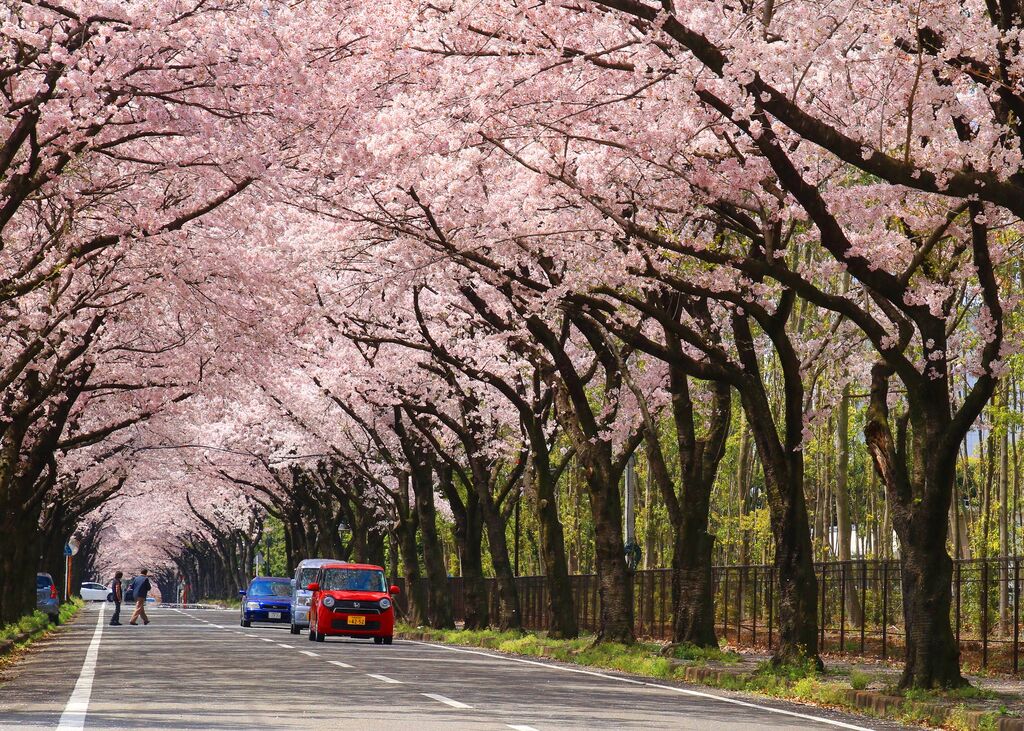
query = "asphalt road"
(0, 604, 914, 730)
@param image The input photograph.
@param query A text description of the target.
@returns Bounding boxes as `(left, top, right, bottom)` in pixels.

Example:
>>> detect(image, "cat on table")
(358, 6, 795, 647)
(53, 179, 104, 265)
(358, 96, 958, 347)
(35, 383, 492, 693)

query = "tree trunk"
(741, 387, 820, 666)
(395, 473, 427, 626)
(585, 457, 635, 643)
(0, 509, 42, 624)
(671, 518, 717, 646)
(865, 364, 967, 689)
(531, 436, 578, 638)
(411, 464, 454, 629)
(460, 504, 488, 630)
(478, 489, 521, 630)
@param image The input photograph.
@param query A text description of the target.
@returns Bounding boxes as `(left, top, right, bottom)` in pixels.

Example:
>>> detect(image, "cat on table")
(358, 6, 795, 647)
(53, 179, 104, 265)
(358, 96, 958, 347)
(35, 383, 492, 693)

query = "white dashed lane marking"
(366, 673, 401, 684)
(422, 693, 471, 709)
(299, 650, 319, 657)
(507, 726, 540, 731)
(329, 661, 352, 668)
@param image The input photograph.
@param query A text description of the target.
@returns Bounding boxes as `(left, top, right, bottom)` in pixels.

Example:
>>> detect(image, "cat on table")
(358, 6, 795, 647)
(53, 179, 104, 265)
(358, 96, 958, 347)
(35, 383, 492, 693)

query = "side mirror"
(389, 585, 400, 596)
(307, 583, 320, 592)
(238, 590, 246, 596)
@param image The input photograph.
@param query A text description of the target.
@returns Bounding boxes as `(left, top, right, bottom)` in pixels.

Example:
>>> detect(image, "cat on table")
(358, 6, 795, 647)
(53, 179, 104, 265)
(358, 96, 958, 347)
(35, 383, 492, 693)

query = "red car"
(307, 563, 399, 644)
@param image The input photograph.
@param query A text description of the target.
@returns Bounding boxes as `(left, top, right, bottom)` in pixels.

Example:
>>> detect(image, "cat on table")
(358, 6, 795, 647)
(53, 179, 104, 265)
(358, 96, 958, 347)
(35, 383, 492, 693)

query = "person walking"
(128, 569, 152, 626)
(109, 571, 123, 626)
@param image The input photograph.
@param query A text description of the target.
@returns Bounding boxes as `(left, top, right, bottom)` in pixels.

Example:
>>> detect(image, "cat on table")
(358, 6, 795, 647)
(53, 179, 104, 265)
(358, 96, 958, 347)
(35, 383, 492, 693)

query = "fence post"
(723, 568, 730, 642)
(819, 562, 826, 653)
(881, 560, 888, 661)
(982, 560, 990, 670)
(839, 561, 847, 654)
(752, 565, 758, 647)
(860, 560, 867, 655)
(1014, 558, 1020, 675)
(736, 565, 744, 645)
(956, 560, 962, 649)
(767, 567, 774, 651)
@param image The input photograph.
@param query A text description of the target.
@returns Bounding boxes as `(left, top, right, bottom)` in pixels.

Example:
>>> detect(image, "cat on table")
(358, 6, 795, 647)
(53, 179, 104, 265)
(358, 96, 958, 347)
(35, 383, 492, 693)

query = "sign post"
(63, 541, 78, 601)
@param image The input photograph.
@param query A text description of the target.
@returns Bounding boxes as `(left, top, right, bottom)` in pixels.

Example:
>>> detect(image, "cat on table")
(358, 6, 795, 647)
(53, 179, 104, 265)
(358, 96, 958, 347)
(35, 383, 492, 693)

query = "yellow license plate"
(347, 615, 366, 626)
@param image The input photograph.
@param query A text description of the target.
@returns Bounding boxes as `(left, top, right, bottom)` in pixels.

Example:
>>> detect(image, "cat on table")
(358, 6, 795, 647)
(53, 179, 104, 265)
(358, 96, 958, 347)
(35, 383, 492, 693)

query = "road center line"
(507, 725, 540, 731)
(404, 640, 873, 731)
(277, 643, 294, 648)
(329, 660, 352, 668)
(366, 673, 402, 684)
(422, 693, 471, 709)
(299, 650, 319, 657)
(260, 638, 275, 642)
(56, 605, 104, 731)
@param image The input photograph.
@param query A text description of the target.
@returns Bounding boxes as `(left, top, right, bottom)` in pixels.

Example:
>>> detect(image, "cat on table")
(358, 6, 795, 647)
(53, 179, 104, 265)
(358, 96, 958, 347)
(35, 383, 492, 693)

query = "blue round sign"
(63, 544, 73, 556)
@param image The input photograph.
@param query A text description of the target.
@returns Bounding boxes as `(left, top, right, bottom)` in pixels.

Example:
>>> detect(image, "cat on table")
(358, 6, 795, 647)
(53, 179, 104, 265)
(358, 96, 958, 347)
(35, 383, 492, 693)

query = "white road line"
(507, 726, 540, 731)
(404, 640, 874, 731)
(299, 650, 319, 657)
(56, 605, 104, 731)
(329, 661, 353, 668)
(366, 673, 402, 684)
(422, 693, 471, 709)
(277, 643, 294, 648)
(260, 638, 275, 642)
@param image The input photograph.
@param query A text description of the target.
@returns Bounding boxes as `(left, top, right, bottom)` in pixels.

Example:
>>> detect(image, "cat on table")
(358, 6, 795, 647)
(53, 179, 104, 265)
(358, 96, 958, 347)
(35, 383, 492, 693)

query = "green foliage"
(0, 598, 83, 646)
(0, 611, 49, 641)
(849, 670, 871, 690)
(669, 643, 741, 664)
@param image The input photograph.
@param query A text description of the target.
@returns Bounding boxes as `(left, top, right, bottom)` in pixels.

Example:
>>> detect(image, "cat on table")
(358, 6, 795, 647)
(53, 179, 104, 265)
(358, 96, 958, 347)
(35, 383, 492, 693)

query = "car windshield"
(297, 568, 319, 589)
(36, 575, 52, 589)
(320, 568, 386, 592)
(248, 580, 291, 597)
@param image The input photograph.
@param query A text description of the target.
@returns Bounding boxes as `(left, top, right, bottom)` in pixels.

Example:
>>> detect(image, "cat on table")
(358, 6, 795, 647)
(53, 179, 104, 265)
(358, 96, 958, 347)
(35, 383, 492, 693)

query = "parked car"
(240, 576, 292, 627)
(80, 581, 112, 602)
(289, 558, 343, 634)
(307, 563, 398, 644)
(36, 573, 60, 623)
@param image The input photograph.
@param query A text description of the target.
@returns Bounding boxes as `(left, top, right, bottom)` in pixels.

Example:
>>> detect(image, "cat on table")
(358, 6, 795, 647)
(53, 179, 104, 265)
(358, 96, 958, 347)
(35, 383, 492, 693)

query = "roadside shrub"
(849, 670, 871, 690)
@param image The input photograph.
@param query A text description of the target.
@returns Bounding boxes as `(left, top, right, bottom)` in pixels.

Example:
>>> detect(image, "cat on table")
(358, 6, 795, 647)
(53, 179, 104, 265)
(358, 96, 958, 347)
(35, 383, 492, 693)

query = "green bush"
(0, 611, 49, 642)
(849, 670, 871, 690)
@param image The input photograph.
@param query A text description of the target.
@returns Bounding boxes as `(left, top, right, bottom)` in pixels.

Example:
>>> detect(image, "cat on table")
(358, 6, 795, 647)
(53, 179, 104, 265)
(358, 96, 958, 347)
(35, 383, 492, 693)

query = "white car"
(80, 582, 112, 602)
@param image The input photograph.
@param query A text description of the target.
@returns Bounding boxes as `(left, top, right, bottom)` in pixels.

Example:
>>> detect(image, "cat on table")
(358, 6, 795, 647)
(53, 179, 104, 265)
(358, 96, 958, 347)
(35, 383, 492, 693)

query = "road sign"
(64, 543, 73, 556)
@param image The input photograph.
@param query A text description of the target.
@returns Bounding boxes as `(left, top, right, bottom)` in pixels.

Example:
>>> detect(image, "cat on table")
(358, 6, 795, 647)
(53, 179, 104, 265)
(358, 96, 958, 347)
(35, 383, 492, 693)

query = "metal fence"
(402, 557, 1024, 674)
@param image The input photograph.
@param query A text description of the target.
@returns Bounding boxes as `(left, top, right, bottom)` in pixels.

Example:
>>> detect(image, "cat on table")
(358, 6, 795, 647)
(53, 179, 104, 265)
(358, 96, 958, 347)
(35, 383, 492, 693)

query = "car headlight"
(323, 596, 335, 608)
(379, 597, 391, 610)
(246, 601, 260, 610)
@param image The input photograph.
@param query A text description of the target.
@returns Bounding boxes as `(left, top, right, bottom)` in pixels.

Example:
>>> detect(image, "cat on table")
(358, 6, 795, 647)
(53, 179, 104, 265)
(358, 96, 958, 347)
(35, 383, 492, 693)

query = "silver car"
(289, 558, 343, 634)
(36, 573, 60, 623)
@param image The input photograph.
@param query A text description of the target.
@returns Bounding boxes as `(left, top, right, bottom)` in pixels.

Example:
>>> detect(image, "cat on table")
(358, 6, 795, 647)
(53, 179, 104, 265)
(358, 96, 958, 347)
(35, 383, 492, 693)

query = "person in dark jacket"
(129, 569, 151, 625)
(110, 571, 123, 626)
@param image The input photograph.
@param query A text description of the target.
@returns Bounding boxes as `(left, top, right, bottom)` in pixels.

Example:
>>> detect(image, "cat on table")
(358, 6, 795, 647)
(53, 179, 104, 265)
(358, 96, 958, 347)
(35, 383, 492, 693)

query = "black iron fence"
(398, 557, 1024, 674)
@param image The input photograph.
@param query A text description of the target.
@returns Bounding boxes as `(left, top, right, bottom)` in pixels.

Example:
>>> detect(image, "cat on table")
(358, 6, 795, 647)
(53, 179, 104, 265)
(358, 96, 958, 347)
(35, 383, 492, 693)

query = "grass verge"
(396, 624, 1016, 730)
(0, 598, 84, 663)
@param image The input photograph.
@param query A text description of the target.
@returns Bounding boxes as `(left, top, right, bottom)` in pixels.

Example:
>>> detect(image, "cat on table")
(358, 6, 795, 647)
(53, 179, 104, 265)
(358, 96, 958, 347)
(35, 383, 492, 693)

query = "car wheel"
(107, 593, 114, 602)
(240, 617, 251, 628)
(383, 636, 393, 645)
(50, 613, 60, 626)
(373, 636, 383, 645)
(290, 623, 300, 635)
(315, 627, 325, 642)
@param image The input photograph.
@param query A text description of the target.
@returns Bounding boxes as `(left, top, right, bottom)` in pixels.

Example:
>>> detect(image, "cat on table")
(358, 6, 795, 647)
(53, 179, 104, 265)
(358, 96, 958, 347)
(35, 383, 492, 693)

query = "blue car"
(36, 573, 60, 623)
(240, 577, 292, 627)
